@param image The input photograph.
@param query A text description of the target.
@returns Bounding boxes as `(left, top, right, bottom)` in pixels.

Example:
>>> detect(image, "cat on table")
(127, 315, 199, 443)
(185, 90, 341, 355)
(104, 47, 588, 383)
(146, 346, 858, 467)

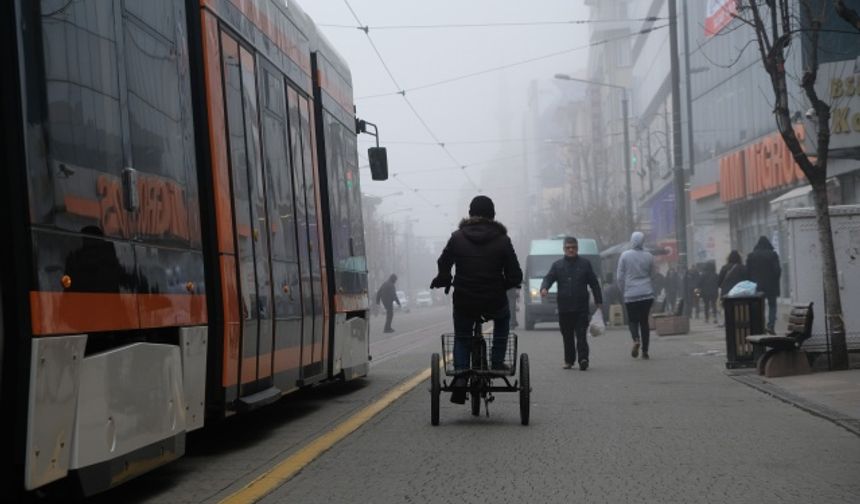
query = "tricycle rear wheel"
(470, 377, 481, 416)
(431, 353, 440, 425)
(519, 353, 530, 425)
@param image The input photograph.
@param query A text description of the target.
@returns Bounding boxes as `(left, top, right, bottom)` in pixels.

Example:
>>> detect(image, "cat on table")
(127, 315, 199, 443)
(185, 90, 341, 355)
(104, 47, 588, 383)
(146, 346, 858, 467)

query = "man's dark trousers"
(384, 302, 394, 331)
(558, 311, 589, 365)
(765, 293, 777, 332)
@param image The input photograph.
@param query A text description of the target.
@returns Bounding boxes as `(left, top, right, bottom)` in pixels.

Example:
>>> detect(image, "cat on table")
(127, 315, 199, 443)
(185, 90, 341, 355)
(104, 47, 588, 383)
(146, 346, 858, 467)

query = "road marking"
(369, 319, 449, 348)
(219, 368, 432, 504)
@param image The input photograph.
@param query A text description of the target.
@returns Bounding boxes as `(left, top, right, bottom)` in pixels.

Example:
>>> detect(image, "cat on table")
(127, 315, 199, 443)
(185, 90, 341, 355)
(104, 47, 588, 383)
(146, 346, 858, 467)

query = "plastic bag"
(589, 310, 605, 337)
(727, 280, 757, 297)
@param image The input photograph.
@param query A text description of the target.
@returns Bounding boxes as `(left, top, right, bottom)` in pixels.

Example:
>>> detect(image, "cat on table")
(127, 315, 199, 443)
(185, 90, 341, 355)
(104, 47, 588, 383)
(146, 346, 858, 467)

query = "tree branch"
(835, 0, 860, 32)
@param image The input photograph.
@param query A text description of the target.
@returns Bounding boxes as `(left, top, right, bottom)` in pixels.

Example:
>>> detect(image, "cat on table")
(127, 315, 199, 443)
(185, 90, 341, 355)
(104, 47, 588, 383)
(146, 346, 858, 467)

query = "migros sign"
(719, 126, 806, 203)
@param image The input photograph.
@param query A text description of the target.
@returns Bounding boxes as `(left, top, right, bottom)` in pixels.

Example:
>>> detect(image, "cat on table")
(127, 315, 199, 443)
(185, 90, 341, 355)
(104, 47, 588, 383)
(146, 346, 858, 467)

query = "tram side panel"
(3, 0, 370, 496)
(14, 0, 210, 494)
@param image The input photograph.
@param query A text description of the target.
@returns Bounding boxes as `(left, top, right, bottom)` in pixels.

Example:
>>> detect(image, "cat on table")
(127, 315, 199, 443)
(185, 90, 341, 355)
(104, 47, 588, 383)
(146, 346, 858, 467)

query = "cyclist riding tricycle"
(430, 318, 530, 425)
(429, 196, 529, 425)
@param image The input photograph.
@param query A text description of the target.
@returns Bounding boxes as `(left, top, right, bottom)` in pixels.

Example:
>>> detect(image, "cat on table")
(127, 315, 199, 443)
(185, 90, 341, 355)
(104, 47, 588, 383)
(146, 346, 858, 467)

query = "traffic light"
(631, 145, 645, 177)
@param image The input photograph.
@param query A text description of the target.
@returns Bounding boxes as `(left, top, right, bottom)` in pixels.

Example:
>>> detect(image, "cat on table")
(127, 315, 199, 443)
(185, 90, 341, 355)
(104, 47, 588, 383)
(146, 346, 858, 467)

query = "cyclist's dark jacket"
(540, 256, 602, 313)
(433, 217, 522, 317)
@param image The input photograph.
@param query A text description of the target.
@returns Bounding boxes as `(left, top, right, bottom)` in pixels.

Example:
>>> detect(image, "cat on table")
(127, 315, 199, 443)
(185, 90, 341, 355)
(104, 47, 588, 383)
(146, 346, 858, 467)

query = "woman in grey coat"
(616, 231, 655, 359)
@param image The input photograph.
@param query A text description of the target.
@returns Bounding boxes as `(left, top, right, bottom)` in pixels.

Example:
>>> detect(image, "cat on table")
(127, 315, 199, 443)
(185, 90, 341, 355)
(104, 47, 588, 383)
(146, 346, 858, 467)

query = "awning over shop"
(769, 184, 812, 205)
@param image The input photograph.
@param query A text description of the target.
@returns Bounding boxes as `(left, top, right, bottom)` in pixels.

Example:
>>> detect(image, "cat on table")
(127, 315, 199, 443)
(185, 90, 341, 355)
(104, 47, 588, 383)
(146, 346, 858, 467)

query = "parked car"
(395, 290, 409, 312)
(415, 290, 433, 308)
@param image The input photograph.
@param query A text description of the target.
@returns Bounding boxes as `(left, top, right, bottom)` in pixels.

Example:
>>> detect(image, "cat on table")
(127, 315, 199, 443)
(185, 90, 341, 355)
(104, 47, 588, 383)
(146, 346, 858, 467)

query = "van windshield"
(526, 255, 561, 278)
(526, 254, 603, 280)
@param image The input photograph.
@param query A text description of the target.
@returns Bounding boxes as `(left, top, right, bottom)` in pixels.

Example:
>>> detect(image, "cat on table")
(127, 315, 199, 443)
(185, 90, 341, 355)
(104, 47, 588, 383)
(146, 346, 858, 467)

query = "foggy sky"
(300, 0, 591, 240)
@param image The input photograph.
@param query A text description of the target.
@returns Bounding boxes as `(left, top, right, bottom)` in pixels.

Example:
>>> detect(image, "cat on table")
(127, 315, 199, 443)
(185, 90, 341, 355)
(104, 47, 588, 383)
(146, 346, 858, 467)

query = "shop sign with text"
(719, 127, 806, 203)
(816, 59, 860, 153)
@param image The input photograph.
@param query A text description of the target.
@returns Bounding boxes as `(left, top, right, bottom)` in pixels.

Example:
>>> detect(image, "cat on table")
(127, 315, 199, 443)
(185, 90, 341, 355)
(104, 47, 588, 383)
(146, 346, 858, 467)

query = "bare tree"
(571, 200, 632, 249)
(835, 0, 860, 30)
(737, 0, 849, 369)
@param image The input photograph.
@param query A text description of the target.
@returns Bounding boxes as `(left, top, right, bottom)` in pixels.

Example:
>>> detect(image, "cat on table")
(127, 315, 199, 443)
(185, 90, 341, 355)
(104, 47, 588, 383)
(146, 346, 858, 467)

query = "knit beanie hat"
(468, 195, 495, 220)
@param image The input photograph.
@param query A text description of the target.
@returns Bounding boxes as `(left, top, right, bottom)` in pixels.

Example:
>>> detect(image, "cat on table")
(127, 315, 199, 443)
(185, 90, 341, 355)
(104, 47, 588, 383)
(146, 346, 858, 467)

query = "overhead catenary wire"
(319, 17, 665, 31)
(357, 25, 669, 100)
(342, 0, 481, 197)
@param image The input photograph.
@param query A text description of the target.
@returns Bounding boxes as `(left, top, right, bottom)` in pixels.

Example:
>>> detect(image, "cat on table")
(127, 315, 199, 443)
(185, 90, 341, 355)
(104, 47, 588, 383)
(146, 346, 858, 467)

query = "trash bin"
(722, 294, 765, 369)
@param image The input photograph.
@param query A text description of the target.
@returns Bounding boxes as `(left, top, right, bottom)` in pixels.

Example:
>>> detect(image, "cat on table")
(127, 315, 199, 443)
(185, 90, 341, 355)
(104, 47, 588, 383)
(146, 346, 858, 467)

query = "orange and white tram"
(0, 0, 384, 497)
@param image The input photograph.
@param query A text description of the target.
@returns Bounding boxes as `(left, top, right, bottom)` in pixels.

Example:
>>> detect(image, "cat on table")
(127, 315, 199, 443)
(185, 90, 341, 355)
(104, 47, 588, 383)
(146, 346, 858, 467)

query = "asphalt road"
(87, 307, 860, 504)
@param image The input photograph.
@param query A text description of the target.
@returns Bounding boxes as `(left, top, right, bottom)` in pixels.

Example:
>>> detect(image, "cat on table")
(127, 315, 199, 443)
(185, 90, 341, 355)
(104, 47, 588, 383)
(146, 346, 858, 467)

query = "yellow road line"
(219, 368, 432, 504)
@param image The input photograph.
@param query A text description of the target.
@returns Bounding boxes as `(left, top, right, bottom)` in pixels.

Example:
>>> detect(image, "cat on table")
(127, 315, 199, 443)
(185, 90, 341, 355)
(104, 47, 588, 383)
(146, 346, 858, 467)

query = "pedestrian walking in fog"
(601, 272, 623, 324)
(616, 231, 655, 360)
(665, 266, 679, 313)
(540, 236, 602, 370)
(685, 265, 701, 319)
(746, 236, 781, 334)
(698, 262, 720, 324)
(375, 274, 401, 333)
(718, 250, 747, 299)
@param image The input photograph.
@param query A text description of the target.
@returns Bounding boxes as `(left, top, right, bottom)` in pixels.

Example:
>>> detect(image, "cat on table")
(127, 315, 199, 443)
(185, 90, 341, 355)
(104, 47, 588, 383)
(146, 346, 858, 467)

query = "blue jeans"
(453, 306, 510, 370)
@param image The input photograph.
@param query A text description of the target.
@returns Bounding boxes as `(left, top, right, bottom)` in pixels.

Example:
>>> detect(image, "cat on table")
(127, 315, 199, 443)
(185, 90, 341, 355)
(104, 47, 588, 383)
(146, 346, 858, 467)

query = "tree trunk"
(836, 0, 860, 32)
(810, 180, 849, 370)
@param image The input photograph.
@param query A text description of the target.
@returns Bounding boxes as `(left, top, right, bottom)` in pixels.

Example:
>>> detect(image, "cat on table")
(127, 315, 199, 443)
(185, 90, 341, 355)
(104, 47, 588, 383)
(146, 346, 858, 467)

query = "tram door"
(259, 61, 303, 392)
(287, 88, 325, 382)
(220, 34, 275, 397)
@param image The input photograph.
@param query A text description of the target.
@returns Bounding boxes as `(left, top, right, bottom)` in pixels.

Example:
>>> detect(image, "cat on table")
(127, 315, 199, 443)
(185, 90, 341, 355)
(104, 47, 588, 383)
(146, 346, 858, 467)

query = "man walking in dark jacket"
(375, 274, 401, 333)
(747, 236, 781, 334)
(540, 236, 603, 370)
(431, 195, 523, 404)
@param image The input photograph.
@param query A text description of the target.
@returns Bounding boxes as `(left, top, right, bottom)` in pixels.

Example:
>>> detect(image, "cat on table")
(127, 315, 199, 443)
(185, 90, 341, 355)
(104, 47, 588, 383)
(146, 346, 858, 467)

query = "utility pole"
(622, 94, 634, 235)
(668, 0, 688, 286)
(682, 0, 695, 178)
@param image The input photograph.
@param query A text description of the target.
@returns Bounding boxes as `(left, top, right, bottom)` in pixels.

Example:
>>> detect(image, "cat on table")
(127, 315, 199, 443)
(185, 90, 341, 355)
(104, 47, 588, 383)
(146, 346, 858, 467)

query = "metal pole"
(622, 95, 634, 235)
(682, 0, 695, 177)
(669, 0, 688, 284)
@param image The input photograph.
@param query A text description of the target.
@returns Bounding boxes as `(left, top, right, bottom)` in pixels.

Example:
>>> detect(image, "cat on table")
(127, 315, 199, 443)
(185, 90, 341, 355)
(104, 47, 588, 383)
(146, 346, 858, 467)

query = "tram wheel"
(519, 353, 530, 425)
(431, 353, 440, 426)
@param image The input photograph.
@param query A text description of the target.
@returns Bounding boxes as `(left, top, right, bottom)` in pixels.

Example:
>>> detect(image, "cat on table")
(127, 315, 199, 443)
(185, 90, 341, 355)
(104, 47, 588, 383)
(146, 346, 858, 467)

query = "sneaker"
(766, 328, 776, 335)
(563, 363, 573, 369)
(631, 341, 640, 358)
(579, 359, 589, 371)
(491, 362, 511, 372)
(383, 328, 394, 333)
(642, 352, 649, 360)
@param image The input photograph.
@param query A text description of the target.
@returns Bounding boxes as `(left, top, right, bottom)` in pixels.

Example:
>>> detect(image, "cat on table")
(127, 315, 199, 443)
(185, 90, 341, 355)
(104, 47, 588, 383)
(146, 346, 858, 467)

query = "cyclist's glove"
(430, 275, 451, 294)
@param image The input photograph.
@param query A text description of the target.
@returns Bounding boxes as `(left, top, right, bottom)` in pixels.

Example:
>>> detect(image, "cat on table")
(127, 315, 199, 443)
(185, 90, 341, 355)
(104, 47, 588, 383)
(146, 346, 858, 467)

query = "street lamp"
(554, 73, 634, 236)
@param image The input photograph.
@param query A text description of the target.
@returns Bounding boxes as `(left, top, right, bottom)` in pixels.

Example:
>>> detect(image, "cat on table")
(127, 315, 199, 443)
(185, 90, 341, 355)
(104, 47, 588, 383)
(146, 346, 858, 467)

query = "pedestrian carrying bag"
(588, 311, 605, 337)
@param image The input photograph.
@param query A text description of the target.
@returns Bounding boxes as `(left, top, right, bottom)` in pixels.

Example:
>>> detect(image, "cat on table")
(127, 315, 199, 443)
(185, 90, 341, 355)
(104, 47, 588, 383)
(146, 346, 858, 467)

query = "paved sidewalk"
(682, 316, 860, 436)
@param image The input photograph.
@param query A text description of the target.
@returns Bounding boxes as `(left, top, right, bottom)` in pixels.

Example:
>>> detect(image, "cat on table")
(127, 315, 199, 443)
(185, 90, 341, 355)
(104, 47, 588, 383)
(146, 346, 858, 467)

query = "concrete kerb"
(728, 371, 860, 438)
(680, 316, 860, 438)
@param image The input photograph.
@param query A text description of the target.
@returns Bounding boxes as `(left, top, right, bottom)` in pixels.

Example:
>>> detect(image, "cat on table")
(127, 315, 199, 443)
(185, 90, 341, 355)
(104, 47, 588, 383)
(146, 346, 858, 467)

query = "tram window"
(263, 111, 297, 261)
(324, 111, 367, 294)
(123, 14, 186, 183)
(124, 0, 175, 42)
(38, 3, 123, 180)
(221, 34, 256, 321)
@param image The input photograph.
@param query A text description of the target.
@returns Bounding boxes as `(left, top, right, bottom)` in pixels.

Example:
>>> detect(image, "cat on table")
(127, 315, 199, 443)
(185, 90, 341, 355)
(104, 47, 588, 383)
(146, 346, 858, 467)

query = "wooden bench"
(746, 303, 813, 377)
